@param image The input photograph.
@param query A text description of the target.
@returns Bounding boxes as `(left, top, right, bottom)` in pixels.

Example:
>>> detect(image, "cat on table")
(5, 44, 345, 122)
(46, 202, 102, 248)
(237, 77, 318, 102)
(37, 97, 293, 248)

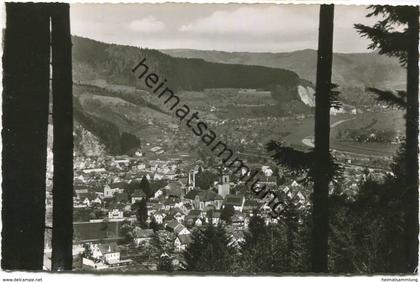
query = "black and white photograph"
(1, 0, 419, 279)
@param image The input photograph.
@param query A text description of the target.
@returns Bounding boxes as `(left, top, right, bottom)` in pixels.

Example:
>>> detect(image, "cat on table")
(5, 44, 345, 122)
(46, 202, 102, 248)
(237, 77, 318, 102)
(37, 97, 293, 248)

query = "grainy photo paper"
(1, 1, 419, 281)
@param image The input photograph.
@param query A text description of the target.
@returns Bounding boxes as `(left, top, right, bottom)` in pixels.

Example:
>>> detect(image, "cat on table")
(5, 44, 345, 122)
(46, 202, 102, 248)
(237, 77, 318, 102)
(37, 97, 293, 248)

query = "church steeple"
(217, 170, 230, 199)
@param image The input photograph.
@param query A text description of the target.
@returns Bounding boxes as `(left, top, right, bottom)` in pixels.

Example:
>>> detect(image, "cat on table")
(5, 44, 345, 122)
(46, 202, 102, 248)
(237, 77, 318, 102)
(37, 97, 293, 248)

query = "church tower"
(187, 168, 197, 192)
(217, 172, 230, 199)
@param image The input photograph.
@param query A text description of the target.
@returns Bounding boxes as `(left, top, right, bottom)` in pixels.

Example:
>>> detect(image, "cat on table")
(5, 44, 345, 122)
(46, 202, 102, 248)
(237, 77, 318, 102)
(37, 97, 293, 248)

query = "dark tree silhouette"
(158, 254, 174, 272)
(312, 4, 335, 273)
(50, 3, 73, 271)
(220, 204, 235, 224)
(139, 175, 153, 198)
(134, 199, 148, 227)
(183, 224, 235, 272)
(2, 3, 50, 270)
(195, 170, 218, 190)
(355, 6, 419, 272)
(265, 5, 336, 273)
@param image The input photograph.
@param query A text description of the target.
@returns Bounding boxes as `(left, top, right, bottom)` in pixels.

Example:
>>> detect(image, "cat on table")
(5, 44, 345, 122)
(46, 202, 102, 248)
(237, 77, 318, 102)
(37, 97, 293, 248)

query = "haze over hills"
(161, 48, 406, 89)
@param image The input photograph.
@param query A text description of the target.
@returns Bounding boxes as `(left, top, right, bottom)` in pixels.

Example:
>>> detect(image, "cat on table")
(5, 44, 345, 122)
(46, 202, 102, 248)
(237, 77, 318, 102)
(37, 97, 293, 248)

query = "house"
(108, 209, 124, 219)
(133, 227, 154, 246)
(231, 212, 245, 229)
(185, 189, 223, 210)
(169, 208, 185, 223)
(80, 193, 100, 207)
(165, 220, 181, 233)
(223, 195, 245, 212)
(164, 197, 180, 210)
(91, 196, 102, 206)
(182, 203, 193, 214)
(103, 185, 117, 198)
(82, 242, 132, 268)
(165, 220, 190, 236)
(174, 224, 190, 236)
(131, 189, 146, 203)
(243, 199, 259, 214)
(147, 202, 164, 216)
(152, 212, 166, 224)
(109, 181, 129, 191)
(187, 209, 201, 218)
(153, 189, 164, 199)
(184, 210, 202, 227)
(74, 186, 90, 197)
(261, 166, 273, 177)
(90, 242, 120, 264)
(195, 218, 203, 226)
(174, 234, 192, 252)
(206, 210, 221, 225)
(259, 175, 277, 186)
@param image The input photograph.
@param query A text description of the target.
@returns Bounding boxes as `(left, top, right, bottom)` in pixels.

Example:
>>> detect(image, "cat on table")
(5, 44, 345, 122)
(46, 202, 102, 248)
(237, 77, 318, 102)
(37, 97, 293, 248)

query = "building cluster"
(71, 153, 322, 270)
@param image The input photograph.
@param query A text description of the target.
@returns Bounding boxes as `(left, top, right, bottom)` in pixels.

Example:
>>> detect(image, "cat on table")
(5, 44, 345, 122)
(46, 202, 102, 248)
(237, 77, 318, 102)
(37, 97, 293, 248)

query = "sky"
(70, 3, 379, 53)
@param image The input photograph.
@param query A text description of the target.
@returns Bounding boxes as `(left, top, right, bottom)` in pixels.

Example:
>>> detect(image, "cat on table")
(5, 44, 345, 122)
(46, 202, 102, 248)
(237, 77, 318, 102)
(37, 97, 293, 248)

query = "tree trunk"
(2, 3, 50, 270)
(311, 4, 334, 273)
(404, 6, 419, 273)
(51, 3, 74, 271)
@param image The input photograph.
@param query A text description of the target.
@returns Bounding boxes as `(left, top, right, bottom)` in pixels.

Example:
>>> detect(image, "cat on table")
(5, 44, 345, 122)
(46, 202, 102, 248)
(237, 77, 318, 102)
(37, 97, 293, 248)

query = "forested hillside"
(72, 36, 300, 94)
(72, 36, 310, 155)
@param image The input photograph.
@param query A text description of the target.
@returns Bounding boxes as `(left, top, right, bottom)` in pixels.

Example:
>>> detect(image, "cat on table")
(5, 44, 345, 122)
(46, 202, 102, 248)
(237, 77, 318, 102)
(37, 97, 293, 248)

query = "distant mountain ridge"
(160, 48, 406, 89)
(71, 36, 309, 155)
(71, 36, 405, 156)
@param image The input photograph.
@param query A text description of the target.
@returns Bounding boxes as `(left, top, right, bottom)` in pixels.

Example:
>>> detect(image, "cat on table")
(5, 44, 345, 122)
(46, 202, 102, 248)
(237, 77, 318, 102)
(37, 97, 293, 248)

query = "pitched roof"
(74, 184, 93, 191)
(224, 195, 244, 206)
(109, 182, 128, 190)
(75, 188, 89, 194)
(133, 227, 154, 239)
(244, 199, 259, 208)
(206, 210, 221, 218)
(177, 234, 193, 245)
(82, 192, 98, 201)
(203, 205, 216, 212)
(166, 220, 180, 231)
(173, 225, 184, 234)
(178, 177, 189, 186)
(185, 189, 223, 201)
(174, 224, 188, 235)
(169, 207, 185, 216)
(98, 242, 119, 254)
(164, 197, 180, 205)
(188, 210, 202, 217)
(183, 203, 193, 210)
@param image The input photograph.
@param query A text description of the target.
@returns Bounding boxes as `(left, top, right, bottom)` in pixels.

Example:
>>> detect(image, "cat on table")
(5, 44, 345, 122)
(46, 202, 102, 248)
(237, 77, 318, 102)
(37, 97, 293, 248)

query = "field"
(273, 110, 404, 156)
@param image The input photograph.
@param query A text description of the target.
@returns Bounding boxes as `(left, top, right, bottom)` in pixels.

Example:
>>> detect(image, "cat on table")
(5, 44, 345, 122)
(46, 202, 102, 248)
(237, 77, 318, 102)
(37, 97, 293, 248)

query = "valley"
(71, 36, 405, 169)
